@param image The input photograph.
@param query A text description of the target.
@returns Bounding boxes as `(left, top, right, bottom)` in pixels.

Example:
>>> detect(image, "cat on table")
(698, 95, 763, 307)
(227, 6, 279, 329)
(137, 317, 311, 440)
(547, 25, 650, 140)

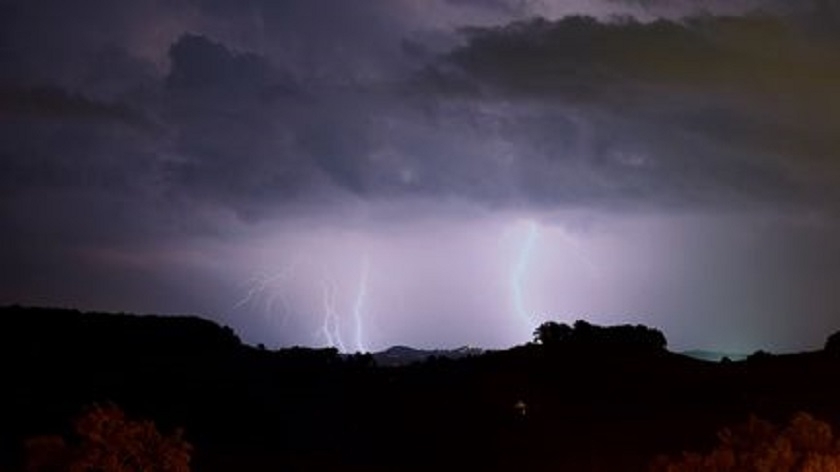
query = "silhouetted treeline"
(0, 306, 242, 357)
(4, 305, 840, 472)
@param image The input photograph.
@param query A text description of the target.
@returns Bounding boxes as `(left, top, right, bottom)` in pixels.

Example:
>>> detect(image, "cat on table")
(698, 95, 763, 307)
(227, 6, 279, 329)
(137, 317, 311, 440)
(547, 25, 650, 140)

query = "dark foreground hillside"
(3, 306, 840, 471)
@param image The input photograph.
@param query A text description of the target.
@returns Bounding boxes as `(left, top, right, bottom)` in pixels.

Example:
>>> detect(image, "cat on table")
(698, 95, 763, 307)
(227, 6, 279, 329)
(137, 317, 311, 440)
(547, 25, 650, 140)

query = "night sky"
(2, 0, 840, 353)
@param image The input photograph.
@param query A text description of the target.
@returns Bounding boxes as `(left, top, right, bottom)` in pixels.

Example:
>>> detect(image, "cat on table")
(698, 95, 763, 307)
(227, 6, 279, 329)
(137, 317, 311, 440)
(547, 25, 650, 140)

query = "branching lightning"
(316, 256, 372, 353)
(511, 220, 539, 332)
(235, 253, 374, 353)
(234, 264, 296, 332)
(233, 220, 600, 350)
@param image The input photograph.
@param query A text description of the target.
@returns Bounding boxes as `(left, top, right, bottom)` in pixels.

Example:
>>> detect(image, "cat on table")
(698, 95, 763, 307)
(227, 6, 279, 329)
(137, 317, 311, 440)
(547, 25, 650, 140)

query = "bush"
(25, 403, 191, 472)
(650, 412, 840, 472)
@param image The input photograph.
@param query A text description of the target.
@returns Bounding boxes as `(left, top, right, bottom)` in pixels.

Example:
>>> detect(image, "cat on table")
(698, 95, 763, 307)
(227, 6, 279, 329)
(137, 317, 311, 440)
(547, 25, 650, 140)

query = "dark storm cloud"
(160, 33, 321, 215)
(421, 12, 840, 210)
(2, 0, 840, 352)
(166, 34, 291, 95)
(1, 0, 838, 232)
(0, 0, 448, 254)
(444, 0, 532, 15)
(600, 0, 840, 18)
(0, 0, 177, 89)
(0, 87, 153, 128)
(443, 13, 840, 99)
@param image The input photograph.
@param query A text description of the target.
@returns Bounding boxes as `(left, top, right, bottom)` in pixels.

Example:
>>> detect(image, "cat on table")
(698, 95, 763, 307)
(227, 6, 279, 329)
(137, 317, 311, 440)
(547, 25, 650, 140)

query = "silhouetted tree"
(533, 319, 667, 352)
(650, 412, 840, 472)
(533, 321, 572, 345)
(25, 403, 191, 472)
(825, 331, 840, 356)
(746, 350, 773, 363)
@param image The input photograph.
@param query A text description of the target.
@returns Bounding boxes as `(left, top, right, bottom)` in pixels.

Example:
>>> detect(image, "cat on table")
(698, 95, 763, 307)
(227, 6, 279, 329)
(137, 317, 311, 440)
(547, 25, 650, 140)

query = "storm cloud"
(1, 0, 839, 352)
(425, 11, 840, 210)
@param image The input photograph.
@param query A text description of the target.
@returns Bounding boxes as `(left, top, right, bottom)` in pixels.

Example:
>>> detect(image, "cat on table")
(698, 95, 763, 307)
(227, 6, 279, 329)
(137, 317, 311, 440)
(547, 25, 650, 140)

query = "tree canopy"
(533, 319, 667, 353)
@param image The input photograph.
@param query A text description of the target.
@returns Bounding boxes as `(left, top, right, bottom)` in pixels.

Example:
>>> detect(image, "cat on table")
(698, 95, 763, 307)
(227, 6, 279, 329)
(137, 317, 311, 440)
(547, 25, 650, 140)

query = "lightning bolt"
(352, 257, 370, 353)
(318, 257, 370, 353)
(233, 265, 295, 332)
(234, 273, 280, 311)
(234, 254, 374, 353)
(511, 220, 539, 332)
(319, 278, 347, 352)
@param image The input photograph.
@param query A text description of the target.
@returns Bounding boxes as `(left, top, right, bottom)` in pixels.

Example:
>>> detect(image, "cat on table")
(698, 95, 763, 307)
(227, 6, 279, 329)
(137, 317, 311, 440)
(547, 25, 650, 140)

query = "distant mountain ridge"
(371, 345, 484, 366)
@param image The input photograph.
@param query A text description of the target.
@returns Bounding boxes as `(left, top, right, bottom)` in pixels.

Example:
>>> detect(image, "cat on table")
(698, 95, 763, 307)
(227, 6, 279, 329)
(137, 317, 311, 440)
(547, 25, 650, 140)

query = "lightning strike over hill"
(510, 220, 540, 333)
(352, 257, 371, 353)
(319, 278, 347, 352)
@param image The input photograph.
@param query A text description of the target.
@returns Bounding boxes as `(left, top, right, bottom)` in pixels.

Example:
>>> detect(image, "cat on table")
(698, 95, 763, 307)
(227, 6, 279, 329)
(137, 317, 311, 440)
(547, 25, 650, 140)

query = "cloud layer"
(2, 0, 840, 351)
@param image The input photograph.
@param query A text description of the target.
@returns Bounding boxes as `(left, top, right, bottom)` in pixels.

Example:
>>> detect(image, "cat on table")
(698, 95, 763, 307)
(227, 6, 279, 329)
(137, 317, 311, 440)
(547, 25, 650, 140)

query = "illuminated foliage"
(25, 404, 191, 472)
(651, 412, 840, 472)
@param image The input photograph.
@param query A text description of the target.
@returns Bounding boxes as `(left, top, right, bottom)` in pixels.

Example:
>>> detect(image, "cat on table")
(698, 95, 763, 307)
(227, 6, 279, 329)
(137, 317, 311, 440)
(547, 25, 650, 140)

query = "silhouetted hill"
(3, 306, 840, 472)
(0, 305, 242, 356)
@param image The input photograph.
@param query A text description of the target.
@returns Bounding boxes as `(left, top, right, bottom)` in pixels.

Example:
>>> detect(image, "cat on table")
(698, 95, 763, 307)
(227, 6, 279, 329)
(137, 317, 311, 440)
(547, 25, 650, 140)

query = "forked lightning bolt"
(234, 253, 375, 353)
(234, 265, 296, 332)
